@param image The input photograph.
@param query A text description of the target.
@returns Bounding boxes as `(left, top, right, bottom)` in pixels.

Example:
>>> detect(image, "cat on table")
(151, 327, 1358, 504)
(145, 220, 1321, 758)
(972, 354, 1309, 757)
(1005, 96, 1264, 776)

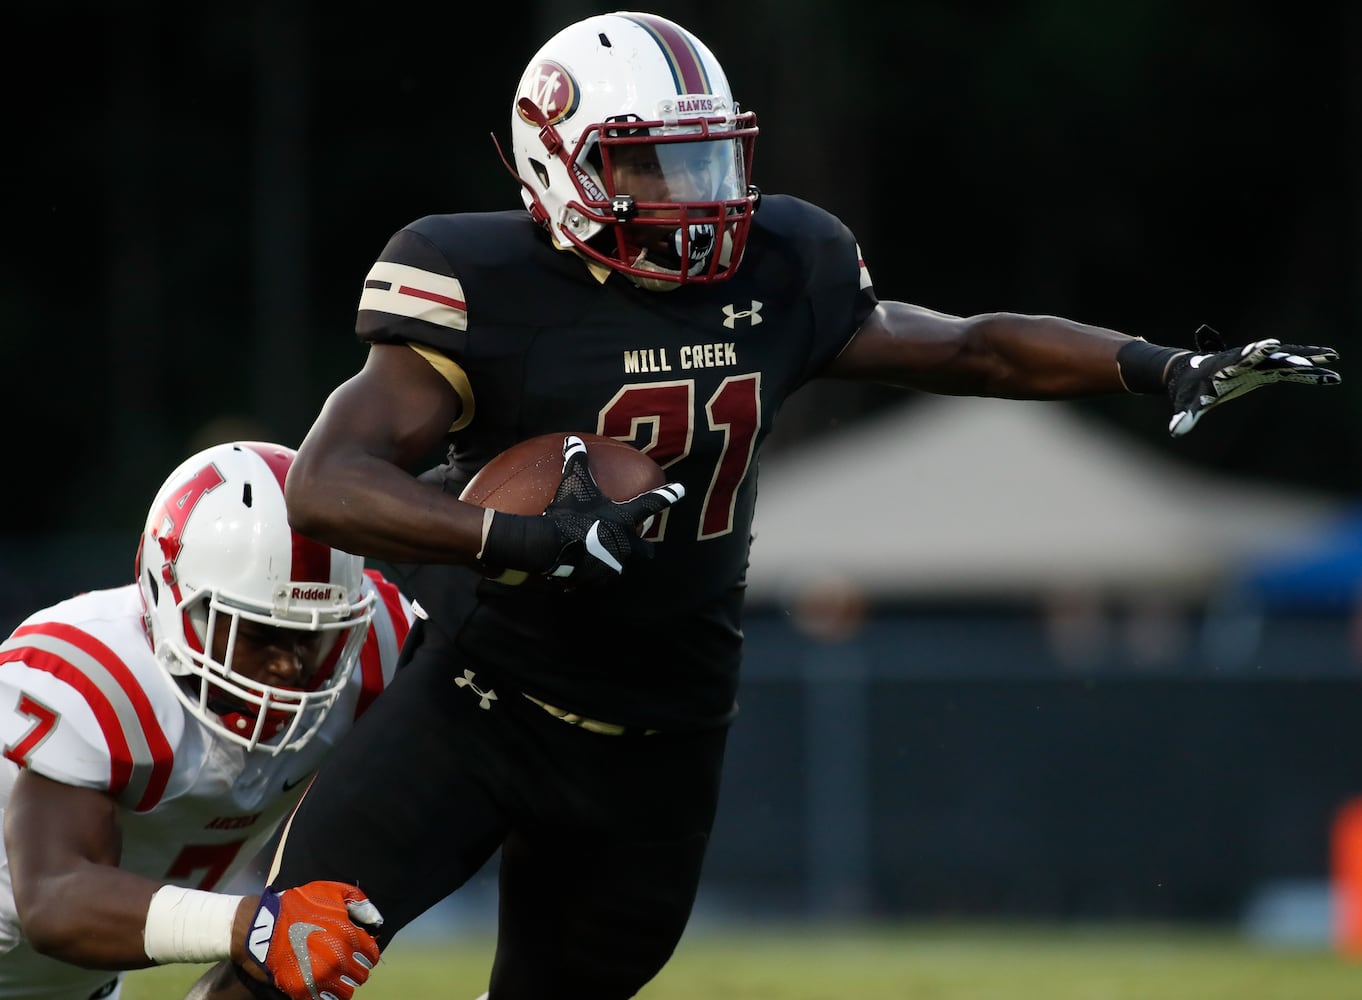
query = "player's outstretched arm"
(825, 302, 1341, 429)
(479, 434, 686, 587)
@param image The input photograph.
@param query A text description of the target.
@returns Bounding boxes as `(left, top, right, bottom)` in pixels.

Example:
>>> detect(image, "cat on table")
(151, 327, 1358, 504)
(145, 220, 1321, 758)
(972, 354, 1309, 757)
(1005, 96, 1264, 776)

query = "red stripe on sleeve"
(0, 646, 134, 795)
(353, 631, 383, 720)
(7, 623, 174, 810)
(370, 573, 413, 650)
(353, 572, 411, 719)
(398, 284, 466, 310)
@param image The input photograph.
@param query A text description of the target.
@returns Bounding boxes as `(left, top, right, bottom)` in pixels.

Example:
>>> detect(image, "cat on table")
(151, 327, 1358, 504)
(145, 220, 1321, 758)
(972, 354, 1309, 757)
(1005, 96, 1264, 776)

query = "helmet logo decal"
(620, 13, 712, 94)
(517, 61, 579, 125)
(151, 463, 226, 585)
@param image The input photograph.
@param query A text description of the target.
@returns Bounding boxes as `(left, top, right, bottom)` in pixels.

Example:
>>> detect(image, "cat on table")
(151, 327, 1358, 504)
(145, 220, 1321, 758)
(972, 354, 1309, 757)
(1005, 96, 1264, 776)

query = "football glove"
(242, 881, 382, 1000)
(1166, 324, 1340, 437)
(480, 435, 685, 587)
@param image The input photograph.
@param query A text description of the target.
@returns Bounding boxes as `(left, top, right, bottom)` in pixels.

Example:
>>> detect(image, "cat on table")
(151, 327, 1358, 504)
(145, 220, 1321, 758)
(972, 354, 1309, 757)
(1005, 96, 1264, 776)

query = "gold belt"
(522, 693, 658, 737)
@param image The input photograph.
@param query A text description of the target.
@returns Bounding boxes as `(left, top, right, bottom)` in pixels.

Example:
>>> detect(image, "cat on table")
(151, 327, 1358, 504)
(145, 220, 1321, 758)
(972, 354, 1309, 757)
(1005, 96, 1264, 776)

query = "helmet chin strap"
(625, 253, 687, 292)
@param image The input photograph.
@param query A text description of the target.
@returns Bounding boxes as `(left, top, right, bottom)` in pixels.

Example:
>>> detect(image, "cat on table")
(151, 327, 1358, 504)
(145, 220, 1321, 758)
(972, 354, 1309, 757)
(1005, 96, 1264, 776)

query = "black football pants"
(268, 618, 729, 999)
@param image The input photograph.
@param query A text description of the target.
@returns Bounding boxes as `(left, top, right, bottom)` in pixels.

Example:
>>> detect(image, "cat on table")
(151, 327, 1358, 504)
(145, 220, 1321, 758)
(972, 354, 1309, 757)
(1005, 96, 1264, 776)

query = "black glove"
(1166, 324, 1340, 437)
(479, 435, 685, 587)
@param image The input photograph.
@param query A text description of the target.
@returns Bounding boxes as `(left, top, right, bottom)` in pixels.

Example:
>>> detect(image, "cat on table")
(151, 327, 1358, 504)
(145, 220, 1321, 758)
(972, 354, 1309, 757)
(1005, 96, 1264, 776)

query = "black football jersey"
(355, 195, 876, 728)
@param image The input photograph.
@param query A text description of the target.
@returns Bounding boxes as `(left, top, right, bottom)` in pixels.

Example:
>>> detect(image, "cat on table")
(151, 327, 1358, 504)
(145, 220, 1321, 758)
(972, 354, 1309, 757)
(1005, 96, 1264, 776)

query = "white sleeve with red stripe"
(0, 660, 111, 789)
(349, 570, 414, 719)
(0, 588, 181, 809)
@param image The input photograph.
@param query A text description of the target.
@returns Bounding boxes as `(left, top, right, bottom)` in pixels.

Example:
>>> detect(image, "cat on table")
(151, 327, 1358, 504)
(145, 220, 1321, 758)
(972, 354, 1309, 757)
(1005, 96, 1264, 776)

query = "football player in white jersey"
(0, 441, 414, 1000)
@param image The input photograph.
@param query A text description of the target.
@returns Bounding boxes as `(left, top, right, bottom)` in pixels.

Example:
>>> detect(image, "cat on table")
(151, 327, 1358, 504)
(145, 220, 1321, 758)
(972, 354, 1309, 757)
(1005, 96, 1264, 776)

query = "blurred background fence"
(718, 604, 1360, 927)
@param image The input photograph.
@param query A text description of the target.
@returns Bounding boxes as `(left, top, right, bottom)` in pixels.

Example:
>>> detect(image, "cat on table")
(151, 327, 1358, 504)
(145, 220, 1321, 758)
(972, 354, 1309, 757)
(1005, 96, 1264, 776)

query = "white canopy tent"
(744, 396, 1341, 603)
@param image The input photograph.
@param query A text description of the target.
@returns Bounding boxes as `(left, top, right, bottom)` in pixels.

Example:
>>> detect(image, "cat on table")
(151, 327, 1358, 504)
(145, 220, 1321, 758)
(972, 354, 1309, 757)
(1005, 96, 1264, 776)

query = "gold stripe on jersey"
(408, 343, 475, 433)
(360, 262, 468, 330)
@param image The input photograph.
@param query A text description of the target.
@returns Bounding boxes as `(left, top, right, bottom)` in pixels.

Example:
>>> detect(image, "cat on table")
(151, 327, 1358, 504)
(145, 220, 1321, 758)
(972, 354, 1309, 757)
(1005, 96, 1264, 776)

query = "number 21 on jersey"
(600, 373, 760, 540)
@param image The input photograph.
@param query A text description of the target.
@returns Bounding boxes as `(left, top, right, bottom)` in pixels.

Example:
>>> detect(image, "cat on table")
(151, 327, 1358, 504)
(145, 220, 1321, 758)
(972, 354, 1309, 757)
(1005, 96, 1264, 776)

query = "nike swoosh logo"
(289, 922, 324, 1000)
(283, 772, 314, 792)
(584, 522, 623, 573)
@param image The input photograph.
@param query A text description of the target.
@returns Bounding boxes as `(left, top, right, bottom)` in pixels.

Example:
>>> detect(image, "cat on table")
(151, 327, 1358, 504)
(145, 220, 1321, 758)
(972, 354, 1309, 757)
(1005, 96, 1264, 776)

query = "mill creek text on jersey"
(624, 342, 738, 374)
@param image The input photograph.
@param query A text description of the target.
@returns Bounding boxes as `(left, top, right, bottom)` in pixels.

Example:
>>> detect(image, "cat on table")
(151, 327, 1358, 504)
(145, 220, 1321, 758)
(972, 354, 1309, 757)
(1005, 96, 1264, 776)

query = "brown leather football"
(458, 432, 666, 515)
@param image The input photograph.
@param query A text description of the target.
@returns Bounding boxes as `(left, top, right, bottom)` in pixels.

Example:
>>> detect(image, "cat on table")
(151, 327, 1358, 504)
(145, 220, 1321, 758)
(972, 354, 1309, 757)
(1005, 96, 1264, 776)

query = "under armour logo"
(721, 300, 763, 328)
(454, 669, 498, 710)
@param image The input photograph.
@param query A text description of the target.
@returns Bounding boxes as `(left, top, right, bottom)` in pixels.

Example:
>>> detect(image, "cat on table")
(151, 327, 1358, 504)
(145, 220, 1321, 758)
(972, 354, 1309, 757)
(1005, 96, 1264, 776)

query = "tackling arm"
(3, 769, 253, 970)
(6, 770, 380, 1000)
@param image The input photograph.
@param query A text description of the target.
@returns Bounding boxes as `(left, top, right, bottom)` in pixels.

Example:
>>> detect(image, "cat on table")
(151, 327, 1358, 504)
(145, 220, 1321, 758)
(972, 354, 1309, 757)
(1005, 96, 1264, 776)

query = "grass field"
(122, 922, 1362, 1000)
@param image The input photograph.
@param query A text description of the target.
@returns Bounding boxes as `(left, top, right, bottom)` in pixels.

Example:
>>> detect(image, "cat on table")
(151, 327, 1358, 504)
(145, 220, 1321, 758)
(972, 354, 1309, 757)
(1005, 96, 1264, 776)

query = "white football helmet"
(505, 11, 759, 287)
(135, 441, 375, 754)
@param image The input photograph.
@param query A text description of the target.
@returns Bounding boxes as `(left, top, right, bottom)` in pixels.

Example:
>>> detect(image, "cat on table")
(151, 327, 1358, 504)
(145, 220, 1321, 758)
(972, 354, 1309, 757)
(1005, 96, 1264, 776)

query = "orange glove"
(242, 881, 383, 1000)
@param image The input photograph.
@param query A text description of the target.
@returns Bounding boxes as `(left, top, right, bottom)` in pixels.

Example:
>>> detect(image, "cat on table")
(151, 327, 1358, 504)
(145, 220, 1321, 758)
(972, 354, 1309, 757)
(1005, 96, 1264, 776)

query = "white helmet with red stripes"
(135, 441, 375, 754)
(506, 10, 759, 287)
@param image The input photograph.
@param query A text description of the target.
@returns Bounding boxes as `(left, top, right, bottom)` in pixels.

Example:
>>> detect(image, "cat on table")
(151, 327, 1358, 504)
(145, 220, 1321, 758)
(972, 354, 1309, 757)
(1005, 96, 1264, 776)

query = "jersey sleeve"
(799, 223, 879, 387)
(356, 224, 472, 359)
(0, 625, 177, 811)
(349, 570, 415, 719)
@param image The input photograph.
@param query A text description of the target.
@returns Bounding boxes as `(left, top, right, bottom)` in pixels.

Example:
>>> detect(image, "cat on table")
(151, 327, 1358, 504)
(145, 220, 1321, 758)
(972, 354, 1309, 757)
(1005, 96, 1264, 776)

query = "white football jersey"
(0, 571, 412, 1000)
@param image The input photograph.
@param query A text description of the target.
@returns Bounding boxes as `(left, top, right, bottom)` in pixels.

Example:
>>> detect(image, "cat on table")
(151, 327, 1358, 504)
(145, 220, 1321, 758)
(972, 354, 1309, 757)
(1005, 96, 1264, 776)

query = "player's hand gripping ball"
(468, 433, 685, 587)
(460, 431, 669, 513)
(242, 881, 383, 1000)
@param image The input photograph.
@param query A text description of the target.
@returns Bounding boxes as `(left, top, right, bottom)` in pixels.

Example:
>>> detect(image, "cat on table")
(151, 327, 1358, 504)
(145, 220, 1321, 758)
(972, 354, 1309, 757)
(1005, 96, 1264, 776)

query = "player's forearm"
(286, 455, 486, 565)
(831, 302, 1145, 397)
(18, 868, 248, 970)
(960, 312, 1138, 398)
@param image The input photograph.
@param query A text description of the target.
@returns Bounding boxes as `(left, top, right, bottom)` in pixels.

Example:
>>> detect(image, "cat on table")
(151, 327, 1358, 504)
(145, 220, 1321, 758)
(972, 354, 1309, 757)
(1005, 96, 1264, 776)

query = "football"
(458, 432, 666, 515)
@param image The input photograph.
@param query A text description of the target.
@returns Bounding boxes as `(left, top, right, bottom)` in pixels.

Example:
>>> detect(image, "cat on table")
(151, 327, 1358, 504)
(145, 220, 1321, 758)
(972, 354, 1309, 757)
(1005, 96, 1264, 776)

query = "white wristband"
(143, 885, 243, 965)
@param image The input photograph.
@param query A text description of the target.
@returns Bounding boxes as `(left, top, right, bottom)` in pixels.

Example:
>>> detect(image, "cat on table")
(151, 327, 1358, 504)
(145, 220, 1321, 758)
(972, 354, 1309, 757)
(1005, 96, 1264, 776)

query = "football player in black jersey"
(187, 10, 1341, 1000)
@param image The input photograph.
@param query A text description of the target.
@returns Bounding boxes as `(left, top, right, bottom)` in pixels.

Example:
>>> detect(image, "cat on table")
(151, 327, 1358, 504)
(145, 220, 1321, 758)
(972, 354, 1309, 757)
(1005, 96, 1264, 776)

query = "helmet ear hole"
(529, 159, 550, 188)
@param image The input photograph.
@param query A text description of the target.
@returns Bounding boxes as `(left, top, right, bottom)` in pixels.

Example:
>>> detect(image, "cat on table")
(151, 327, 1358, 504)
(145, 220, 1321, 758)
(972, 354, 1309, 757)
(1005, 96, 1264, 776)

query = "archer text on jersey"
(624, 342, 738, 374)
